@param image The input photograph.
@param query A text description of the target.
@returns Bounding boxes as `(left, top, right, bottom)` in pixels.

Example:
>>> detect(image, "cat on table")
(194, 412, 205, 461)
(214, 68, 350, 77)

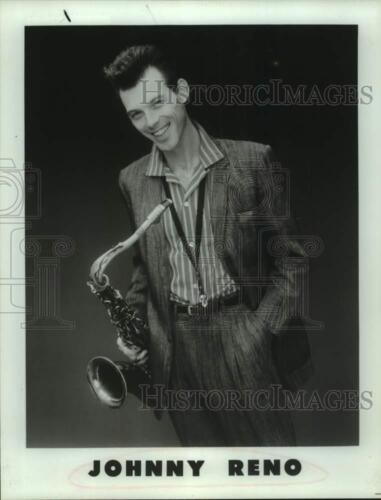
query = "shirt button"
(189, 241, 195, 248)
(183, 201, 190, 207)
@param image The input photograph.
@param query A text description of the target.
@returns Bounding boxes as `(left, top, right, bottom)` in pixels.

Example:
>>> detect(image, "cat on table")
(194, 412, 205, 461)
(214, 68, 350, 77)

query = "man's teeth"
(152, 124, 169, 137)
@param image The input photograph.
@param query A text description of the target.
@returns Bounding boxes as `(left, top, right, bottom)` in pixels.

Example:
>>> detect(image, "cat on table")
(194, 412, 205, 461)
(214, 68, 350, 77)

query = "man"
(104, 45, 313, 446)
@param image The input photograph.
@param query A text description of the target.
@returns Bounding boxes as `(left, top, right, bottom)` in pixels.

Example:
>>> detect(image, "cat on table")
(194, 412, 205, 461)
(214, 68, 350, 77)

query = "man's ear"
(175, 78, 190, 104)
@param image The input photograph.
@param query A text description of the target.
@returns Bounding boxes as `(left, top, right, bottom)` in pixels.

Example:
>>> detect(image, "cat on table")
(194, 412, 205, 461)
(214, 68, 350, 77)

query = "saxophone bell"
(87, 356, 129, 408)
(87, 356, 150, 408)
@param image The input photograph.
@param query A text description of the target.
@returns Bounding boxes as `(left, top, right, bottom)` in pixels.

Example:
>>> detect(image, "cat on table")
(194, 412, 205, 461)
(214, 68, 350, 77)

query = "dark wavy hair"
(103, 45, 178, 91)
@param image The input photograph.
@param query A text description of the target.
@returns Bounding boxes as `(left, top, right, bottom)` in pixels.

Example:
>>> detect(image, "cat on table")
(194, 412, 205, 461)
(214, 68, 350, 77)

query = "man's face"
(119, 66, 188, 152)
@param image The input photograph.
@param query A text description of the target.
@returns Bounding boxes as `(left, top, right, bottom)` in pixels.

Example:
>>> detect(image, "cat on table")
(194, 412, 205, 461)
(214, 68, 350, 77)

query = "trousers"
(167, 302, 296, 446)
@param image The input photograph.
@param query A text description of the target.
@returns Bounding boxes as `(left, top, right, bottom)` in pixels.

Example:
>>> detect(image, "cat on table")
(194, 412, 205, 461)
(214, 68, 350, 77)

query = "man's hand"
(116, 337, 148, 367)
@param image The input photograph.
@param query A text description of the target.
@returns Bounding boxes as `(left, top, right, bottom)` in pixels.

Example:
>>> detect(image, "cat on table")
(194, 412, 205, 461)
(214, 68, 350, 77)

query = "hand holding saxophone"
(116, 337, 148, 367)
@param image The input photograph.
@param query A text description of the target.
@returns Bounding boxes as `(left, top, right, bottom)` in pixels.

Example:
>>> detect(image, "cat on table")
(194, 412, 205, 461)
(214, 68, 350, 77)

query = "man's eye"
(152, 99, 164, 107)
(130, 111, 142, 120)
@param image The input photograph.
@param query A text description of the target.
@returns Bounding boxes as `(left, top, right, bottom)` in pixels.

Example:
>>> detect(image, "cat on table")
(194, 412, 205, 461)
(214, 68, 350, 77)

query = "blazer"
(119, 137, 314, 417)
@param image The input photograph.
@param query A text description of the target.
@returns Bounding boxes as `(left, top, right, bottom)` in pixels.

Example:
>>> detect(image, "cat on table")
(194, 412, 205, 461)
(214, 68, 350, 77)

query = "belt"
(172, 293, 240, 316)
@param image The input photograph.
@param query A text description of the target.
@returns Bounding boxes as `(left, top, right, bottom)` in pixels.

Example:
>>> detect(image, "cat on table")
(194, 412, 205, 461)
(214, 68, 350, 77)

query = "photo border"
(1, 1, 380, 498)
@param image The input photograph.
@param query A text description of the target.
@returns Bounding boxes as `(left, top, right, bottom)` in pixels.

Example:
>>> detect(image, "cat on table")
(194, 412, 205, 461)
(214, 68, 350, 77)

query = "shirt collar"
(145, 121, 224, 177)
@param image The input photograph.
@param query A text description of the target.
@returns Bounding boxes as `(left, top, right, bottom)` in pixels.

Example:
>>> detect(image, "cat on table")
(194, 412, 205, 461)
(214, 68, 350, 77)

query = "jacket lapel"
(207, 155, 231, 259)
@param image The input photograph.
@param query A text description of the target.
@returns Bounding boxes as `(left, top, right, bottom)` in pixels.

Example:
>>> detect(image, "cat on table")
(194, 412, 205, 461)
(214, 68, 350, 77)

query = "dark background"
(25, 25, 358, 447)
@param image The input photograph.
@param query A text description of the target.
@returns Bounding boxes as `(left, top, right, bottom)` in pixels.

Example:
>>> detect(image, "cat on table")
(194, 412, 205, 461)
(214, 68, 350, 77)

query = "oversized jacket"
(119, 136, 313, 417)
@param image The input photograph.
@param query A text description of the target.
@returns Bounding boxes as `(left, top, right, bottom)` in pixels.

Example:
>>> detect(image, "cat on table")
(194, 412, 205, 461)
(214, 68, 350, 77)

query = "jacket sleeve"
(118, 170, 149, 320)
(254, 145, 307, 336)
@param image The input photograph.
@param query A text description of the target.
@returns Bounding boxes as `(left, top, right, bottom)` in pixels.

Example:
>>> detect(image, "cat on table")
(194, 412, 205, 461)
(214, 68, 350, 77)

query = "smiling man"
(120, 65, 190, 150)
(103, 44, 312, 446)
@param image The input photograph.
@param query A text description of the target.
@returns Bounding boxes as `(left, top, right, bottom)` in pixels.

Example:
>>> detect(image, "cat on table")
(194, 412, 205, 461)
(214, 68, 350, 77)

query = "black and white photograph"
(1, 1, 381, 498)
(25, 24, 358, 448)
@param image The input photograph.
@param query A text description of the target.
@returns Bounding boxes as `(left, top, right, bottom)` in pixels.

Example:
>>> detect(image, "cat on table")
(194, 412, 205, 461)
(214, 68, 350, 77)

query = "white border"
(1, 0, 381, 498)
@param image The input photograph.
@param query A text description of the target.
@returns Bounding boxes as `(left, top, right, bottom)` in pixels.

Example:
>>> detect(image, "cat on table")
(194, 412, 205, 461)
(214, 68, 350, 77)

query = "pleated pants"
(168, 303, 296, 446)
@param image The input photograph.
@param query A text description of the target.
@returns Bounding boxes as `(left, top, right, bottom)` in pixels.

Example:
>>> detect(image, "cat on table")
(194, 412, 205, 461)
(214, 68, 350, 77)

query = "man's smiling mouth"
(151, 123, 170, 137)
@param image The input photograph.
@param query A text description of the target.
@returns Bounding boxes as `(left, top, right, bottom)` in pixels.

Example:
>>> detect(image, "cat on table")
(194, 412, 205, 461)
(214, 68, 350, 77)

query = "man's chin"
(155, 138, 178, 152)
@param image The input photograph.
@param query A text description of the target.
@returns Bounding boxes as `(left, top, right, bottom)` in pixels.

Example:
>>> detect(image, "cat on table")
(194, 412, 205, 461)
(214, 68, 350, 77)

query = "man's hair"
(103, 45, 179, 91)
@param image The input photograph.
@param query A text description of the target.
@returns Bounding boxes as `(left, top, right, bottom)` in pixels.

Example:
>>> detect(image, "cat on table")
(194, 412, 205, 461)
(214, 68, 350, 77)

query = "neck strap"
(161, 176, 208, 306)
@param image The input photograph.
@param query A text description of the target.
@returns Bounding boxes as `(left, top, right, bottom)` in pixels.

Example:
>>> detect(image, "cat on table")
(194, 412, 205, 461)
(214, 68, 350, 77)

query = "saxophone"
(86, 199, 172, 408)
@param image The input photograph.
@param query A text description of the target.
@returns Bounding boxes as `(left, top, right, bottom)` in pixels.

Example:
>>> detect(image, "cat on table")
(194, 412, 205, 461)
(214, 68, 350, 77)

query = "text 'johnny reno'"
(88, 458, 302, 477)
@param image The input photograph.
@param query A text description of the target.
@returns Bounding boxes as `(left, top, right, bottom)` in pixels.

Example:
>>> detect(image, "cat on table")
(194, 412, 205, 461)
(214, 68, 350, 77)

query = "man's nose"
(145, 110, 160, 130)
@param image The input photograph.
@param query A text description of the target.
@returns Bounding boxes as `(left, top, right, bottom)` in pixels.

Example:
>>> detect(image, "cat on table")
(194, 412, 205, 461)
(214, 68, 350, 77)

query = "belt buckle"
(187, 304, 194, 316)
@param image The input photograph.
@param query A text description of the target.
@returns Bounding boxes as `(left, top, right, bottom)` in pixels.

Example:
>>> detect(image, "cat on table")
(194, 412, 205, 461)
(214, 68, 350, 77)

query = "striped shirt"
(146, 122, 237, 305)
